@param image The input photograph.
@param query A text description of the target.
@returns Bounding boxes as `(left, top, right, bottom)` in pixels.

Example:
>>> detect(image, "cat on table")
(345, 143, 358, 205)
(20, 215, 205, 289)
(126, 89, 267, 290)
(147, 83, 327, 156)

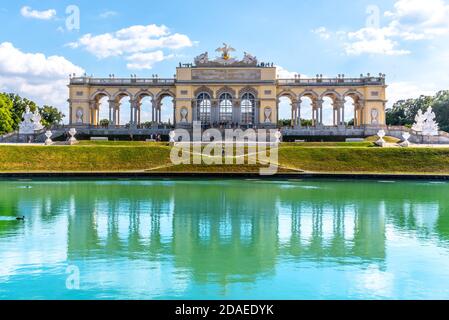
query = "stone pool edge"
(1, 172, 449, 181)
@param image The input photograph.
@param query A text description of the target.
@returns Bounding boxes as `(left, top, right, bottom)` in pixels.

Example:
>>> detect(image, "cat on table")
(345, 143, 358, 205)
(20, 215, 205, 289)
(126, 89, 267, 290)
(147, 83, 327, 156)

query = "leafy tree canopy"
(0, 93, 65, 134)
(386, 90, 449, 132)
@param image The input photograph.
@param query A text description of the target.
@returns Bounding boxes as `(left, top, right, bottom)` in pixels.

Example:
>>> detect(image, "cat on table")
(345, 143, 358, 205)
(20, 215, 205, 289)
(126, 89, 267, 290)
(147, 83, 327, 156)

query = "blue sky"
(0, 0, 448, 123)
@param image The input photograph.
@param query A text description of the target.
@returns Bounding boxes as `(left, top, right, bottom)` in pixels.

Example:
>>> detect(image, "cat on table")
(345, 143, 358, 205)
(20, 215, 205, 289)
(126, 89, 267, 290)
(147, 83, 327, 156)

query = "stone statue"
(32, 110, 44, 131)
(180, 108, 188, 123)
(264, 108, 272, 123)
(412, 109, 425, 132)
(194, 52, 209, 65)
(412, 107, 439, 136)
(422, 106, 439, 136)
(76, 108, 84, 123)
(242, 52, 258, 65)
(371, 108, 379, 125)
(375, 129, 386, 147)
(19, 107, 43, 134)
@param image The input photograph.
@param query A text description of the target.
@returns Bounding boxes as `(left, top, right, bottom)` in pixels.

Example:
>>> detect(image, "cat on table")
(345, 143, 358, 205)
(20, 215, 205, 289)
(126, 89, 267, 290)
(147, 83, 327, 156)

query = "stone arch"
(112, 89, 133, 102)
(90, 90, 111, 102)
(216, 86, 236, 99)
(344, 90, 364, 126)
(320, 89, 342, 102)
(134, 89, 154, 102)
(277, 90, 296, 102)
(238, 86, 258, 99)
(154, 89, 175, 125)
(194, 86, 214, 99)
(277, 90, 298, 127)
(155, 89, 176, 103)
(343, 90, 364, 103)
(299, 90, 319, 101)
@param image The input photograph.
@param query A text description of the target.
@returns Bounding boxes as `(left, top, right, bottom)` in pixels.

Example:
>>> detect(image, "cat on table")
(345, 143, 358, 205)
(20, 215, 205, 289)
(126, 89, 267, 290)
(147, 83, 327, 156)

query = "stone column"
(254, 101, 259, 126)
(129, 100, 136, 126)
(173, 100, 177, 127)
(138, 107, 141, 125)
(109, 100, 115, 127)
(89, 101, 96, 125)
(334, 99, 344, 126)
(211, 100, 218, 124)
(69, 103, 73, 125)
(117, 104, 120, 126)
(296, 101, 301, 128)
(233, 100, 241, 125)
(359, 100, 365, 126)
(152, 101, 156, 123)
(315, 99, 323, 126)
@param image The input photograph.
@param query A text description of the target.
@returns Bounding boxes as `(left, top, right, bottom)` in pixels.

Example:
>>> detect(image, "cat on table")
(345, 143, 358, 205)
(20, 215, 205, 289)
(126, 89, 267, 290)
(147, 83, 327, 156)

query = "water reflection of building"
(2, 180, 449, 287)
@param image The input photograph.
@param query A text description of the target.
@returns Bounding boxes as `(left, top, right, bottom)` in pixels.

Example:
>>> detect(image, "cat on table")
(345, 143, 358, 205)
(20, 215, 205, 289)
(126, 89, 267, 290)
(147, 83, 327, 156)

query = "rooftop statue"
(194, 52, 209, 65)
(216, 43, 236, 61)
(242, 52, 258, 65)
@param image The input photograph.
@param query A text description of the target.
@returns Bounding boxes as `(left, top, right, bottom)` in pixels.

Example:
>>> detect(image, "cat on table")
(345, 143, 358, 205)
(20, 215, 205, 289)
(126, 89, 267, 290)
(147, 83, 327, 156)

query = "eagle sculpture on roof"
(215, 43, 236, 60)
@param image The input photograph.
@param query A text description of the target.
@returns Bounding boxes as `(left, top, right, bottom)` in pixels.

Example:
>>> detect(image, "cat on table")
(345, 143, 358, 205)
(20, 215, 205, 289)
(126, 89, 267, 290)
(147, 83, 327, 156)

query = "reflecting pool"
(1, 179, 449, 300)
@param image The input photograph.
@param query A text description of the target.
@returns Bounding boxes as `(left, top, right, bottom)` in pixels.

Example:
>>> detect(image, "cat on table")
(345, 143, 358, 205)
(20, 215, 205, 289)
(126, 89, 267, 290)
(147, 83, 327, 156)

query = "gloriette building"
(68, 44, 387, 131)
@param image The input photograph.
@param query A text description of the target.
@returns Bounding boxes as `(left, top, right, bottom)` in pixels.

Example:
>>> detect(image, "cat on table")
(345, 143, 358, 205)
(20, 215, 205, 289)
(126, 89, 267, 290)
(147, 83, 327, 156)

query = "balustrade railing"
(70, 77, 176, 86)
(277, 77, 385, 86)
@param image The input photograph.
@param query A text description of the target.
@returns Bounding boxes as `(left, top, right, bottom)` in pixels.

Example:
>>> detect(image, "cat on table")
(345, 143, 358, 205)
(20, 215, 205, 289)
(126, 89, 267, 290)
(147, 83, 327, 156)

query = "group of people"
(149, 134, 162, 142)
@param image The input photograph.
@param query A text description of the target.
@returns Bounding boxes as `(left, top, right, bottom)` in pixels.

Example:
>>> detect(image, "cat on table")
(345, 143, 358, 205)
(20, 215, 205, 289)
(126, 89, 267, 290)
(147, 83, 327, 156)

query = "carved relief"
(371, 108, 379, 125)
(180, 108, 188, 123)
(76, 108, 84, 123)
(264, 107, 272, 123)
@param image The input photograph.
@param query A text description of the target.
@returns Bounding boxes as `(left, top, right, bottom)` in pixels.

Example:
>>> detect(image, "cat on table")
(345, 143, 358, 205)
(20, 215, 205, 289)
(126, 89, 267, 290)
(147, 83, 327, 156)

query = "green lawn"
(1, 141, 449, 174)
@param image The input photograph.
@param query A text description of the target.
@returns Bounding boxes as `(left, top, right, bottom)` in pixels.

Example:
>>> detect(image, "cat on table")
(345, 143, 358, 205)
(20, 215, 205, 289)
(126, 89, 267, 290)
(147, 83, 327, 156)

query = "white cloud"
(0, 42, 84, 113)
(312, 27, 331, 40)
(344, 27, 411, 56)
(126, 51, 173, 70)
(385, 0, 449, 38)
(99, 10, 117, 19)
(20, 6, 56, 20)
(387, 82, 439, 107)
(276, 66, 299, 79)
(68, 24, 193, 59)
(313, 0, 449, 56)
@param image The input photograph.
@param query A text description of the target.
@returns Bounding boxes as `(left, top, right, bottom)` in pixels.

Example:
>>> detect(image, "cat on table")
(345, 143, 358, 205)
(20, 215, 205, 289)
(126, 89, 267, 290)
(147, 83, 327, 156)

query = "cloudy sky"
(0, 0, 448, 123)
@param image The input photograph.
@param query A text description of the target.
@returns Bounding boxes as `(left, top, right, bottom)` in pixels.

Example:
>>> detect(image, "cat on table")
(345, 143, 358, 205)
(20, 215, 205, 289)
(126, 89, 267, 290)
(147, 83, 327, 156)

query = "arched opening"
(90, 92, 110, 126)
(344, 92, 364, 127)
(219, 93, 233, 124)
(241, 93, 255, 125)
(137, 94, 153, 128)
(115, 93, 131, 126)
(299, 96, 314, 127)
(159, 95, 174, 126)
(344, 96, 356, 126)
(97, 96, 110, 127)
(278, 95, 295, 127)
(322, 96, 335, 126)
(197, 92, 212, 125)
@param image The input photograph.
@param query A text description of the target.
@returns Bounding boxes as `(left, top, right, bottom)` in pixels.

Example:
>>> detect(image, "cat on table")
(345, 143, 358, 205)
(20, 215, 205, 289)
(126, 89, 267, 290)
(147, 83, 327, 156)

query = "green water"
(1, 179, 449, 300)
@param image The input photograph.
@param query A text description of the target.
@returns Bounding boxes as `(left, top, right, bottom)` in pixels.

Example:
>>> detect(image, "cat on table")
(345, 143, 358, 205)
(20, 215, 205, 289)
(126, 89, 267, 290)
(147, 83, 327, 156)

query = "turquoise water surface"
(1, 179, 449, 300)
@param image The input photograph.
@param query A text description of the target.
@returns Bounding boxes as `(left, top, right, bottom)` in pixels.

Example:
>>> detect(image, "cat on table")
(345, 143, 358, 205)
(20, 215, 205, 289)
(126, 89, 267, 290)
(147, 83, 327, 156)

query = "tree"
(0, 94, 14, 134)
(99, 119, 109, 128)
(386, 91, 449, 132)
(386, 95, 434, 126)
(38, 105, 64, 128)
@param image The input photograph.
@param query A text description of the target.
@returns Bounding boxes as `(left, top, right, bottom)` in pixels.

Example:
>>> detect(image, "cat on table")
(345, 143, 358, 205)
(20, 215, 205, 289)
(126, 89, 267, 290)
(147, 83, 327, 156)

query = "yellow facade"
(68, 52, 387, 129)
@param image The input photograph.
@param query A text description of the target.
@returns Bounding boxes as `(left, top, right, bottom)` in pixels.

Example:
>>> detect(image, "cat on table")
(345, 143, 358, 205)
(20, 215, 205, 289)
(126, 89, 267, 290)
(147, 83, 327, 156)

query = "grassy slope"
(1, 141, 449, 174)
